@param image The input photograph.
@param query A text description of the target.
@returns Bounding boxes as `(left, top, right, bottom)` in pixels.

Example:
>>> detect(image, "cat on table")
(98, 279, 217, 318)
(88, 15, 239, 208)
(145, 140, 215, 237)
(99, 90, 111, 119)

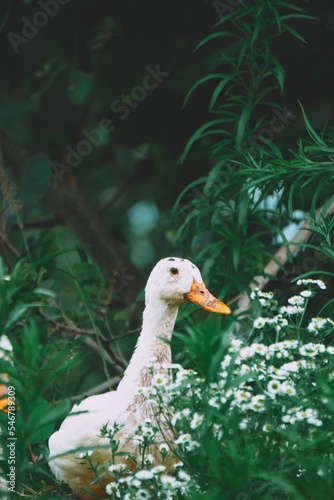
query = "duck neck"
(117, 300, 179, 392)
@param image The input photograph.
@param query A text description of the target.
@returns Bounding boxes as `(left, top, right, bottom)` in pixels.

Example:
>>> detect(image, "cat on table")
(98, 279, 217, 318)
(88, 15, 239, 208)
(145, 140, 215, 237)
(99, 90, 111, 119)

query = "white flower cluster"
(308, 317, 334, 334)
(250, 289, 275, 307)
(254, 315, 288, 330)
(189, 335, 333, 431)
(282, 407, 323, 427)
(251, 281, 328, 322)
(296, 279, 326, 289)
(85, 413, 196, 499)
(95, 279, 333, 498)
(104, 462, 192, 499)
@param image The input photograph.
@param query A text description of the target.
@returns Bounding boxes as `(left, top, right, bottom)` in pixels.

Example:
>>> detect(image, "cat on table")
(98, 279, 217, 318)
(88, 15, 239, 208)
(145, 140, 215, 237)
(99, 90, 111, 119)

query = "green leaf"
(281, 23, 308, 43)
(298, 101, 327, 147)
(209, 75, 235, 111)
(28, 398, 71, 443)
(179, 120, 232, 163)
(194, 31, 236, 51)
(33, 288, 56, 298)
(236, 103, 252, 146)
(5, 304, 29, 332)
(183, 73, 226, 109)
(271, 55, 286, 93)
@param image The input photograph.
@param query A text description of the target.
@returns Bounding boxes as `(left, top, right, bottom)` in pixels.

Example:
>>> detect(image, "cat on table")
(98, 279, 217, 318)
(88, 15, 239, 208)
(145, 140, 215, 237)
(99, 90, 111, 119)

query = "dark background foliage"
(0, 0, 333, 281)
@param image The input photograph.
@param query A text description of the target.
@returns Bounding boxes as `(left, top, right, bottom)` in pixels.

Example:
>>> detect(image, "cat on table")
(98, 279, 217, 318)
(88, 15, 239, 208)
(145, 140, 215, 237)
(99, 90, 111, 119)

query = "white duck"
(48, 257, 231, 498)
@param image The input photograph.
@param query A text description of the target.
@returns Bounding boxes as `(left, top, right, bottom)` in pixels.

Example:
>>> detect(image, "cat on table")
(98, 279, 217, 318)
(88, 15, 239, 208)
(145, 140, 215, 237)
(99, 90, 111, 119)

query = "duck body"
(48, 258, 230, 498)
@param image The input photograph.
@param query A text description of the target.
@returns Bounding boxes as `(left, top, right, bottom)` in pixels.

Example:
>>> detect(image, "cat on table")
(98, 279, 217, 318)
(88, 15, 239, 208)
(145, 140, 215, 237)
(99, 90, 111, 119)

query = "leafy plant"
(174, 0, 333, 312)
(0, 256, 87, 498)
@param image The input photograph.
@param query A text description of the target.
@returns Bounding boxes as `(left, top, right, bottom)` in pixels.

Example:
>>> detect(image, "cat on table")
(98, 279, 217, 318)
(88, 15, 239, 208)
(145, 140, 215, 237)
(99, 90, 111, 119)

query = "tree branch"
(233, 200, 334, 317)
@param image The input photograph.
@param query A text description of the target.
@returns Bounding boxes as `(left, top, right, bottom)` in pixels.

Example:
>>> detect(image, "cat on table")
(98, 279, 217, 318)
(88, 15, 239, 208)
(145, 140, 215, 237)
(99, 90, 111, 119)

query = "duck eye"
(170, 267, 179, 275)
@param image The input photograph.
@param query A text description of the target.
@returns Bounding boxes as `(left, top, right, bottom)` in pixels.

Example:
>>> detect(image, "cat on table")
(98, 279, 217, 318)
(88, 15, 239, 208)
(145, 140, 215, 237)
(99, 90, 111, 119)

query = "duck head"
(145, 257, 231, 314)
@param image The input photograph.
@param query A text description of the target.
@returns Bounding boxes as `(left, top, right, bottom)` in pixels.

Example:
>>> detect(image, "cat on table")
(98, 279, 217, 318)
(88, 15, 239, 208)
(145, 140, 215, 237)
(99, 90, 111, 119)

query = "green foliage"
(181, 0, 315, 160)
(0, 256, 90, 498)
(175, 0, 333, 311)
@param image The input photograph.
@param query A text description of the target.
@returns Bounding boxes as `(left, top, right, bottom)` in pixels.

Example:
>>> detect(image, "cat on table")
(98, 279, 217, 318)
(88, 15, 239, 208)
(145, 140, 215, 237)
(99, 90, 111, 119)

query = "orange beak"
(184, 279, 231, 314)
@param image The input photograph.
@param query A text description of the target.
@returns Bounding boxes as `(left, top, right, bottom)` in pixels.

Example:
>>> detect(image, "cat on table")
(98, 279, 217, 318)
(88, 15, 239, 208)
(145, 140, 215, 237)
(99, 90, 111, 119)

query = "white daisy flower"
(174, 435, 199, 451)
(299, 343, 325, 356)
(108, 463, 127, 473)
(175, 433, 192, 445)
(190, 413, 204, 429)
(267, 379, 281, 395)
(152, 465, 166, 474)
(135, 470, 154, 480)
(288, 295, 305, 305)
(141, 425, 155, 438)
(253, 343, 268, 355)
(250, 288, 259, 299)
(280, 305, 303, 315)
(159, 443, 169, 454)
(178, 470, 191, 482)
(282, 414, 296, 424)
(307, 417, 323, 426)
(234, 390, 252, 404)
(152, 374, 168, 386)
(280, 383, 296, 396)
(238, 363, 252, 376)
(239, 346, 257, 359)
(282, 339, 298, 349)
(300, 290, 313, 298)
(221, 354, 233, 368)
(161, 475, 178, 488)
(259, 298, 271, 307)
(296, 408, 315, 420)
(228, 339, 243, 352)
(307, 317, 328, 333)
(239, 418, 249, 430)
(143, 454, 155, 465)
(105, 483, 120, 495)
(130, 479, 141, 488)
(280, 360, 304, 373)
(249, 394, 266, 412)
(135, 489, 151, 499)
(208, 397, 219, 408)
(254, 317, 268, 329)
